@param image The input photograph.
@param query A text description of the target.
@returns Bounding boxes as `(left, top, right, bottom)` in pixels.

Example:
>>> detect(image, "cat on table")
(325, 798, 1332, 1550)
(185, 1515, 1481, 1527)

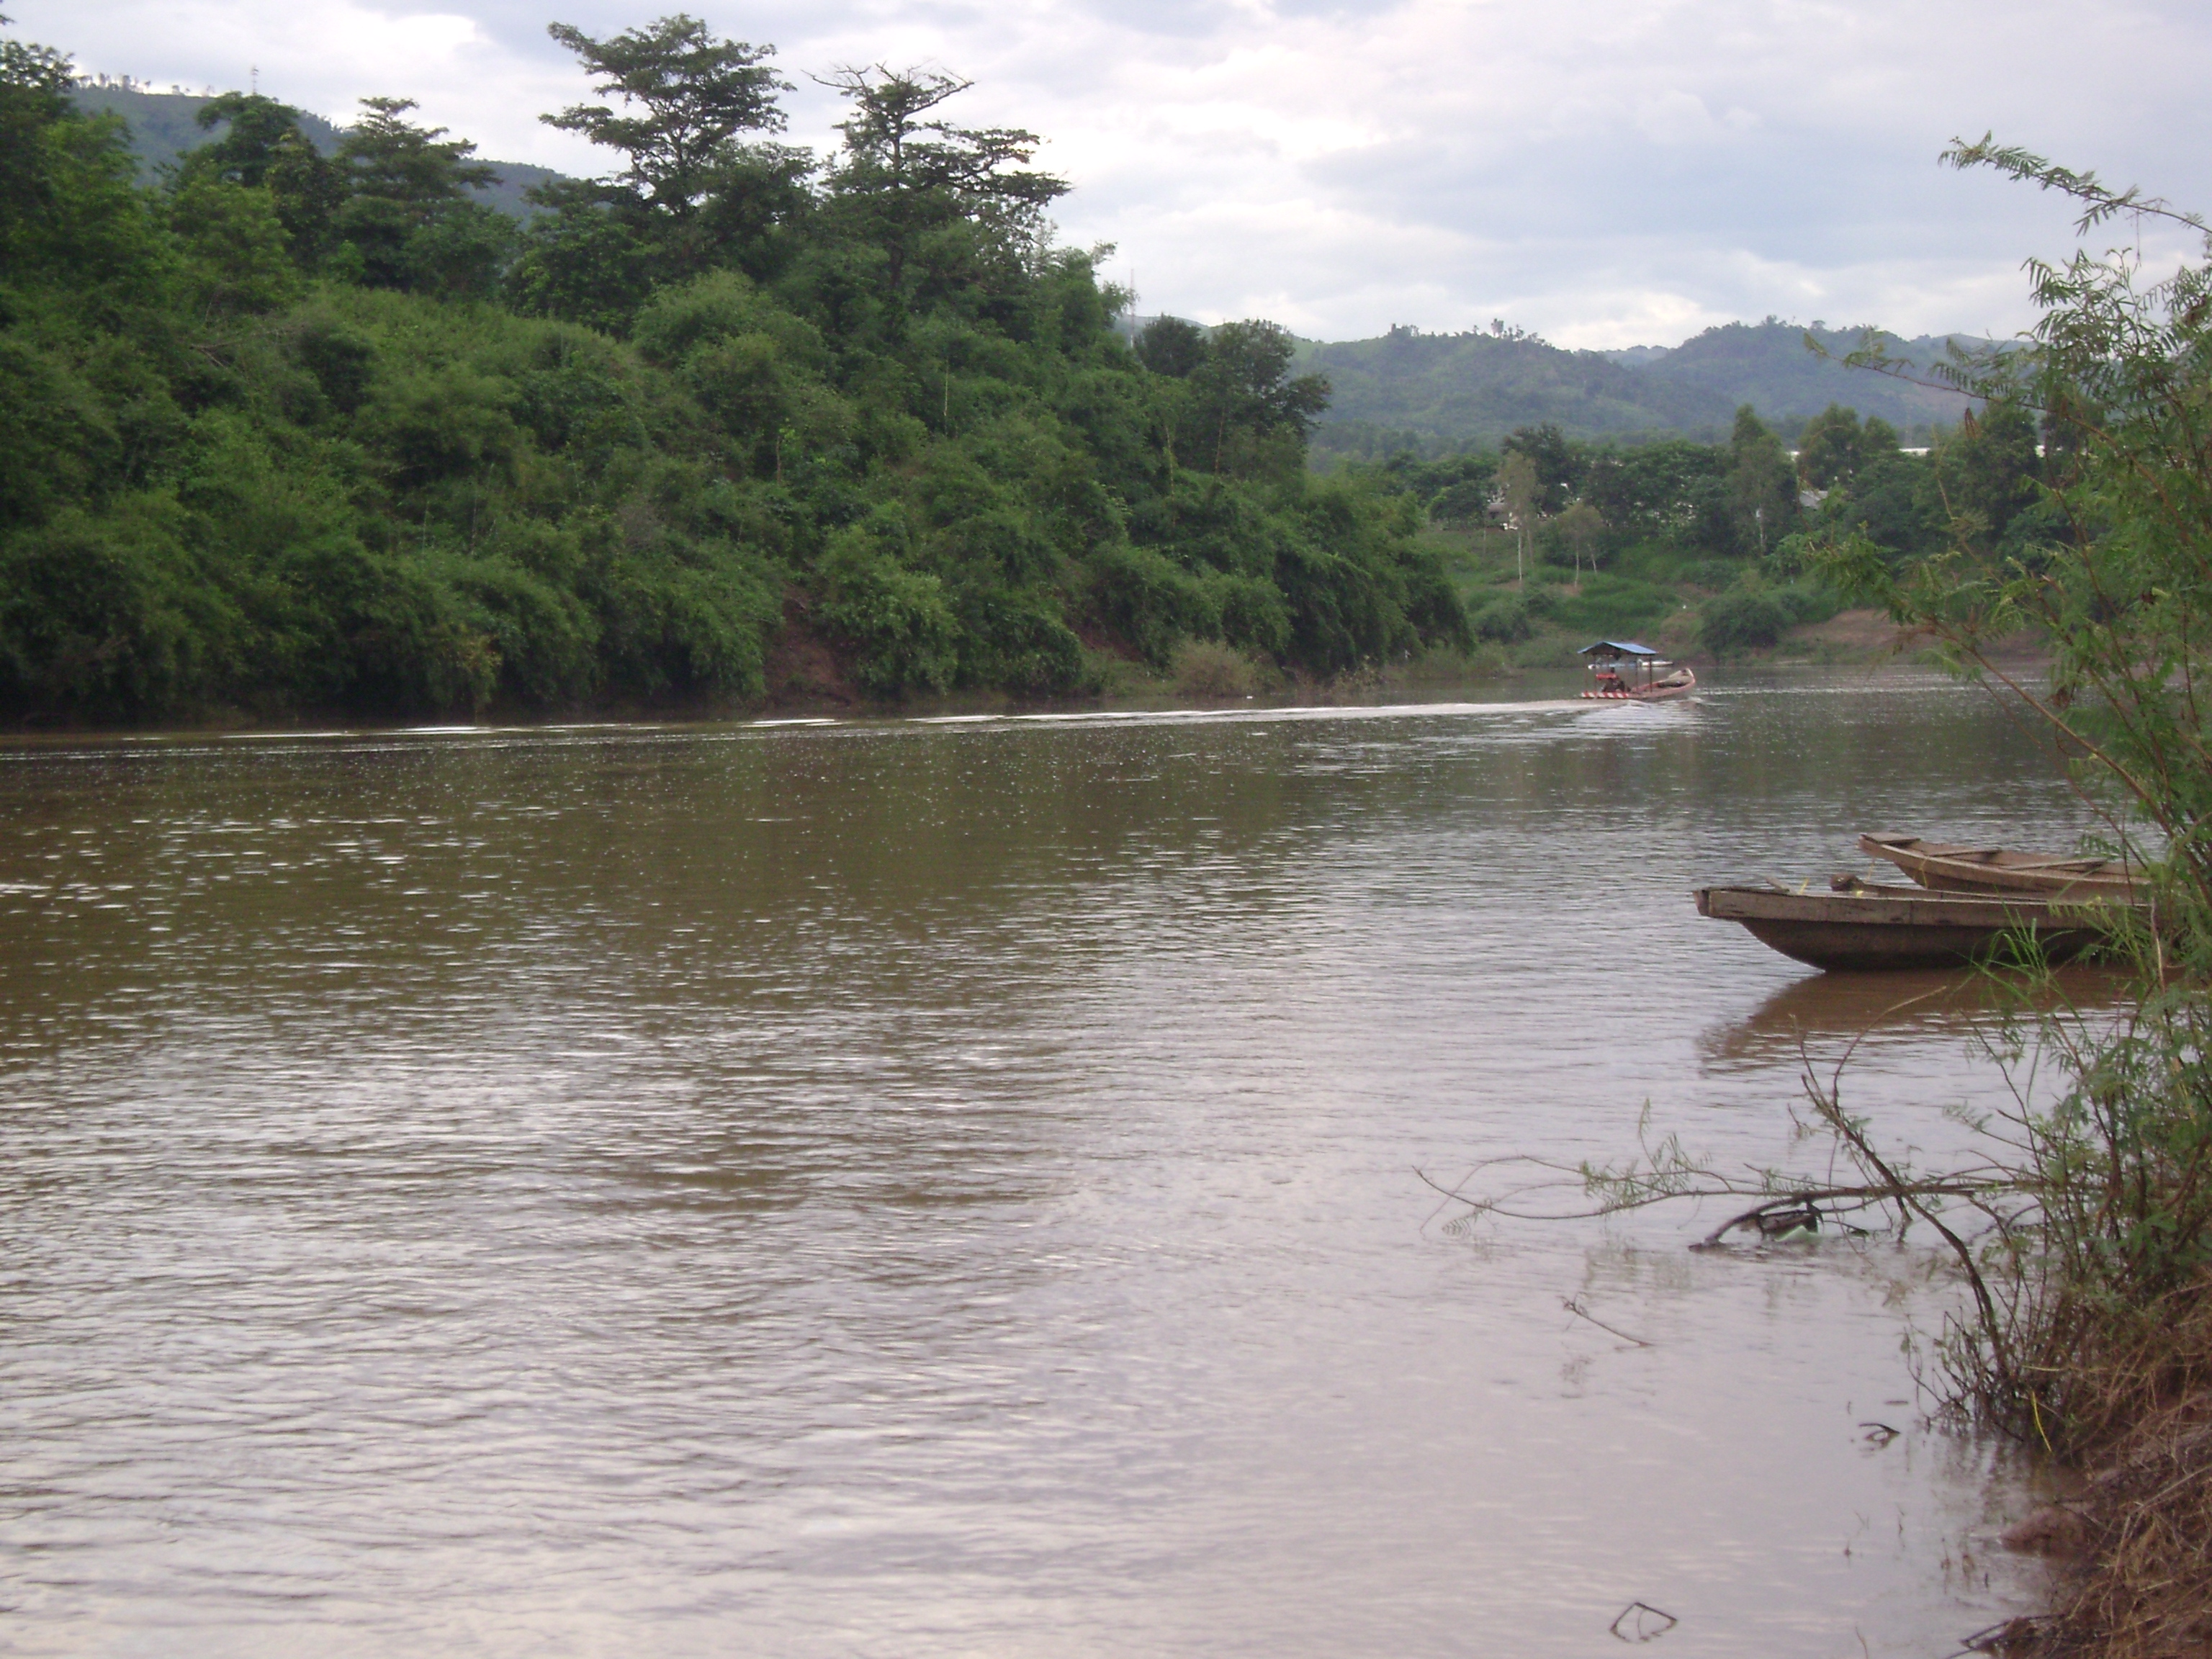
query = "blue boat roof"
(1581, 639, 1658, 657)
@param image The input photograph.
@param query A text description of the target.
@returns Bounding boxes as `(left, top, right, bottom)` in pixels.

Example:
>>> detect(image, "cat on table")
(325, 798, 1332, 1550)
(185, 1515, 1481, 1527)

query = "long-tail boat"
(1581, 641, 1696, 701)
(1857, 832, 2140, 899)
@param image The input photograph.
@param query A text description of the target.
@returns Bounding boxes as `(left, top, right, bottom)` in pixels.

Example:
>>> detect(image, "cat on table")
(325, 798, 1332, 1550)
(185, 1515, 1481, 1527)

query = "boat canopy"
(1581, 640, 1658, 658)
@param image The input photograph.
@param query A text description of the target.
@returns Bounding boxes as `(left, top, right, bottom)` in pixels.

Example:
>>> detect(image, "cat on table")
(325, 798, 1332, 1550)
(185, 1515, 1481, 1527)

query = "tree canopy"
(0, 14, 1466, 724)
(544, 14, 789, 220)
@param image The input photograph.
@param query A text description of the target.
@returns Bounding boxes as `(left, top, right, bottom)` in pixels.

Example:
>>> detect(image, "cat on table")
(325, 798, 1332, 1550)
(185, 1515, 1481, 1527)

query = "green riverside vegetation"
(1366, 395, 2051, 662)
(0, 15, 1467, 724)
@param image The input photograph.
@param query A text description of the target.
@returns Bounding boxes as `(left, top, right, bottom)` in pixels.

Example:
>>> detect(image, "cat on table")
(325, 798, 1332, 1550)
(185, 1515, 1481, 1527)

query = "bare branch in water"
(1563, 1296, 1655, 1347)
(1609, 1601, 1678, 1642)
(1414, 1159, 2014, 1246)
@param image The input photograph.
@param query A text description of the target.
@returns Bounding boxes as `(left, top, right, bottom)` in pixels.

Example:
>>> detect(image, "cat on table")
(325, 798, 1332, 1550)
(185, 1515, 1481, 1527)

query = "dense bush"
(1169, 639, 1262, 698)
(1699, 588, 1793, 653)
(1774, 582, 1843, 627)
(1470, 595, 1532, 643)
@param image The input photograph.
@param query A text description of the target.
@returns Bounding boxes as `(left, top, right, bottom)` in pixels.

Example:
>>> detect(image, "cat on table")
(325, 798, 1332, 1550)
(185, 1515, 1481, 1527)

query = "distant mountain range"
(68, 83, 564, 220)
(1293, 320, 1987, 453)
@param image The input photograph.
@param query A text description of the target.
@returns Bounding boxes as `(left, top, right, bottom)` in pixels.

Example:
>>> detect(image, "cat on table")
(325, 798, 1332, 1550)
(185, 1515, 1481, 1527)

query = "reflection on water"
(0, 672, 2081, 1658)
(1700, 964, 2136, 1071)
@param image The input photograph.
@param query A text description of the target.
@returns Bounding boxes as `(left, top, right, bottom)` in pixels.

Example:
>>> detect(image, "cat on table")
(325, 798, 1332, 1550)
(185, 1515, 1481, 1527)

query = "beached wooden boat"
(1857, 832, 2140, 899)
(1695, 881, 2131, 971)
(1580, 641, 1697, 701)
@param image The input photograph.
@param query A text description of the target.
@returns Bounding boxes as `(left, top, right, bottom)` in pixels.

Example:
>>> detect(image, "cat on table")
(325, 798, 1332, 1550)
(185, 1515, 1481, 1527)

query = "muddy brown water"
(0, 671, 2091, 1656)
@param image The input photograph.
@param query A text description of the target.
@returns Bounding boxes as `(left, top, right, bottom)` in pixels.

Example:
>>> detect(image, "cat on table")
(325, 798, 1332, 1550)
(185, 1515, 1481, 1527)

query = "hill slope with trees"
(1627, 320, 1983, 432)
(1303, 319, 1983, 461)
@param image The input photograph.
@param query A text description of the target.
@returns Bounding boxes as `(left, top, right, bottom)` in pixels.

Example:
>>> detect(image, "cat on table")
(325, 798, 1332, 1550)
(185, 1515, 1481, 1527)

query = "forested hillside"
(1624, 321, 1982, 433)
(1298, 326, 1734, 457)
(1304, 320, 1982, 460)
(1, 17, 1465, 724)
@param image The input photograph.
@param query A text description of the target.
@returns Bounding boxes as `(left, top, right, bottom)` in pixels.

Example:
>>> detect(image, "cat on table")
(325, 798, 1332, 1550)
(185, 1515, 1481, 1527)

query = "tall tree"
(1190, 319, 1330, 475)
(0, 17, 74, 240)
(1933, 400, 2042, 554)
(1134, 315, 1206, 379)
(544, 17, 791, 222)
(333, 97, 509, 295)
(1554, 500, 1606, 583)
(820, 64, 1066, 293)
(1796, 404, 1905, 493)
(264, 129, 348, 267)
(533, 17, 804, 293)
(1795, 403, 1863, 490)
(1498, 451, 1540, 584)
(179, 91, 305, 188)
(176, 91, 345, 267)
(1727, 405, 1797, 555)
(338, 96, 495, 207)
(1501, 423, 1577, 513)
(0, 22, 154, 312)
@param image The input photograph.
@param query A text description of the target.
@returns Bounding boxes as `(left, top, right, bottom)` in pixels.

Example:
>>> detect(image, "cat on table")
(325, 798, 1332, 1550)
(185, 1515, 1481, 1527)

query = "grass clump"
(1170, 639, 1265, 700)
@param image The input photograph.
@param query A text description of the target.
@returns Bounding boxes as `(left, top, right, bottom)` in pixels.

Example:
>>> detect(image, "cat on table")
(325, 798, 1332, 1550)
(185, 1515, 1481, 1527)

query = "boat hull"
(1857, 832, 2139, 900)
(1581, 669, 1696, 702)
(1696, 884, 2125, 971)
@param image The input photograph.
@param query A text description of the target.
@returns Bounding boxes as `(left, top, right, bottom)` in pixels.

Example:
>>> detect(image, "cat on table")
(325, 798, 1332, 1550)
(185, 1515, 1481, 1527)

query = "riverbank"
(1974, 1268, 2212, 1659)
(2024, 1346, 2212, 1658)
(757, 595, 1520, 716)
(1422, 523, 1866, 665)
(1414, 521, 2060, 678)
(0, 608, 1529, 734)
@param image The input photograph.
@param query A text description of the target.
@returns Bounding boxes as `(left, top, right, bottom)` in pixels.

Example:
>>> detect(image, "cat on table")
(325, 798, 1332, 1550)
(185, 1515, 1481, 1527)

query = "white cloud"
(17, 0, 2212, 345)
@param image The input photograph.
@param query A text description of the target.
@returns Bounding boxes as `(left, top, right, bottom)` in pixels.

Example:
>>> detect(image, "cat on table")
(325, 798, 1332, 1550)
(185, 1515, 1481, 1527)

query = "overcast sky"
(17, 0, 2212, 346)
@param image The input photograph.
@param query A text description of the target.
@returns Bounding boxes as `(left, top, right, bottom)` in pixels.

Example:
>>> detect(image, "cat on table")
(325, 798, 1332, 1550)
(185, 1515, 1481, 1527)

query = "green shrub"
(0, 498, 223, 719)
(444, 554, 600, 706)
(1700, 589, 1792, 652)
(1775, 582, 1843, 627)
(1205, 570, 1292, 660)
(1471, 594, 1532, 643)
(1092, 541, 1215, 665)
(1171, 639, 1262, 699)
(817, 526, 958, 696)
(951, 583, 1084, 693)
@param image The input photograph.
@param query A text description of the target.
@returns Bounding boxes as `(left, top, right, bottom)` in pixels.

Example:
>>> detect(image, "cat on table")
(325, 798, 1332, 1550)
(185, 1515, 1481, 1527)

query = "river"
(0, 670, 2081, 1656)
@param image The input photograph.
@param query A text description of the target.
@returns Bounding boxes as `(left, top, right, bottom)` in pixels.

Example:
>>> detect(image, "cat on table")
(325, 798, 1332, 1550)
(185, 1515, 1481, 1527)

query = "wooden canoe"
(1696, 882, 2132, 971)
(1858, 832, 2139, 899)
